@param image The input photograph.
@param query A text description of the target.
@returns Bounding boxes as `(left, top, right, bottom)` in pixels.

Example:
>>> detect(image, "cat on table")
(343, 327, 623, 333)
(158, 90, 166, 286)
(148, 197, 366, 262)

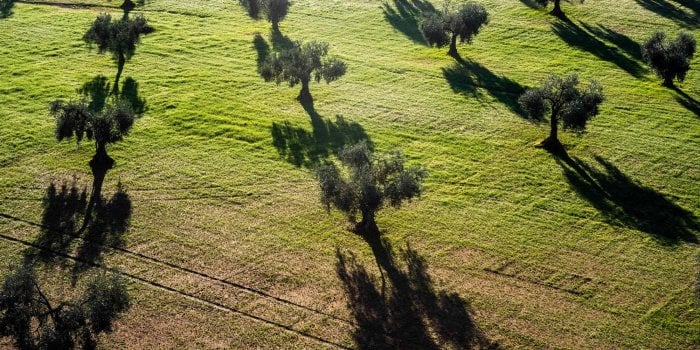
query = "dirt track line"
(0, 212, 355, 327)
(0, 231, 352, 349)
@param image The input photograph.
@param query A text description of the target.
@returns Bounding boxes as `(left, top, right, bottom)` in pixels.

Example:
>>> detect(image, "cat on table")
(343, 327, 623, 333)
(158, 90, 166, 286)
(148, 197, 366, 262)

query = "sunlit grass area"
(0, 0, 698, 348)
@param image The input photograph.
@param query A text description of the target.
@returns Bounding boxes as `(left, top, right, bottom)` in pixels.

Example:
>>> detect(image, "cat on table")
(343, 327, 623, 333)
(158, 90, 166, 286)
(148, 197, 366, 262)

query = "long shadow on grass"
(672, 86, 700, 118)
(253, 31, 294, 74)
(518, 0, 545, 9)
(253, 33, 271, 73)
(79, 75, 147, 115)
(271, 99, 372, 168)
(0, 259, 130, 349)
(382, 0, 435, 45)
(239, 0, 261, 19)
(270, 29, 294, 50)
(579, 23, 643, 61)
(550, 148, 699, 245)
(28, 181, 131, 277)
(442, 56, 529, 117)
(672, 0, 700, 14)
(337, 237, 498, 349)
(552, 20, 646, 78)
(634, 0, 698, 28)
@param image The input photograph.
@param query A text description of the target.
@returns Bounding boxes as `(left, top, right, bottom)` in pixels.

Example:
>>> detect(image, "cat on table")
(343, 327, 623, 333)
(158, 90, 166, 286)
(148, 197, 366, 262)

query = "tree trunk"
(549, 110, 558, 141)
(538, 109, 561, 149)
(271, 19, 280, 33)
(114, 52, 126, 94)
(662, 75, 675, 88)
(356, 209, 379, 236)
(297, 79, 311, 103)
(448, 33, 458, 57)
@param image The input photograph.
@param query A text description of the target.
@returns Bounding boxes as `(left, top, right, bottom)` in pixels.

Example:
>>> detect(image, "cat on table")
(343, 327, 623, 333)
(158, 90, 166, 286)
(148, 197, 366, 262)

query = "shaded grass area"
(634, 0, 698, 29)
(382, 0, 435, 45)
(551, 19, 646, 78)
(0, 0, 699, 348)
(336, 238, 497, 349)
(442, 56, 528, 117)
(551, 148, 699, 245)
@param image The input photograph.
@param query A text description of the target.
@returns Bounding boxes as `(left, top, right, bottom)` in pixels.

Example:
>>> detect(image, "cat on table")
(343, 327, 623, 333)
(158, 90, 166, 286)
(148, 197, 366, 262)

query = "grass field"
(0, 0, 699, 348)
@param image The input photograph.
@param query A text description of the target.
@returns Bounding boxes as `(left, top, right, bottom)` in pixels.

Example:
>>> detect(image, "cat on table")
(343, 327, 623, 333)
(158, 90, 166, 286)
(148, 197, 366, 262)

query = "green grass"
(0, 0, 698, 348)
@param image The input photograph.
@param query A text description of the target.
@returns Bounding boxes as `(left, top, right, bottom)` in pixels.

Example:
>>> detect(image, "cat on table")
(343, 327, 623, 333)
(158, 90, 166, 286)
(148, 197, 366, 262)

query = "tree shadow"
(518, 0, 545, 9)
(550, 148, 699, 245)
(269, 28, 294, 51)
(239, 0, 261, 19)
(672, 86, 700, 117)
(271, 100, 373, 168)
(634, 0, 698, 29)
(72, 182, 130, 276)
(78, 75, 147, 115)
(0, 260, 130, 349)
(442, 56, 529, 118)
(121, 77, 147, 115)
(253, 31, 293, 74)
(0, 0, 13, 19)
(579, 22, 643, 61)
(336, 237, 498, 349)
(253, 33, 270, 73)
(552, 20, 646, 78)
(381, 0, 435, 45)
(79, 75, 111, 113)
(29, 179, 131, 277)
(671, 0, 699, 14)
(34, 181, 88, 262)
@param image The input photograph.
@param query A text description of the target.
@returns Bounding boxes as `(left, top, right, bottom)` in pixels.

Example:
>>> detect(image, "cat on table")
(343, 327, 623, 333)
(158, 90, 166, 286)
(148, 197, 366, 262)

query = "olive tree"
(50, 98, 135, 164)
(316, 142, 427, 235)
(533, 0, 583, 17)
(0, 0, 13, 18)
(421, 1, 489, 57)
(261, 40, 347, 102)
(518, 74, 604, 149)
(642, 31, 696, 87)
(83, 13, 153, 91)
(0, 265, 130, 350)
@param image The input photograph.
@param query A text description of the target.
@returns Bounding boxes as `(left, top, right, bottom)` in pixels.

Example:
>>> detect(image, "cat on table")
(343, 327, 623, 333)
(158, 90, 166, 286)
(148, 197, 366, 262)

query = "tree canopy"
(421, 1, 489, 57)
(642, 31, 696, 87)
(0, 0, 13, 18)
(316, 142, 427, 235)
(260, 40, 347, 102)
(50, 98, 136, 162)
(519, 73, 604, 148)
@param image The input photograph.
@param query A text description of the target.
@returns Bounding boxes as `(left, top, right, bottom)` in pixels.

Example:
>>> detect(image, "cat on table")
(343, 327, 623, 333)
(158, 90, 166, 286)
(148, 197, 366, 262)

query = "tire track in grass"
(0, 228, 353, 349)
(0, 212, 357, 346)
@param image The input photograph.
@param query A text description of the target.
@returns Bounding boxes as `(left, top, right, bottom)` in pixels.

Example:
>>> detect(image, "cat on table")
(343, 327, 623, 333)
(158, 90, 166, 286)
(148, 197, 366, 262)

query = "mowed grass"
(0, 0, 698, 348)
